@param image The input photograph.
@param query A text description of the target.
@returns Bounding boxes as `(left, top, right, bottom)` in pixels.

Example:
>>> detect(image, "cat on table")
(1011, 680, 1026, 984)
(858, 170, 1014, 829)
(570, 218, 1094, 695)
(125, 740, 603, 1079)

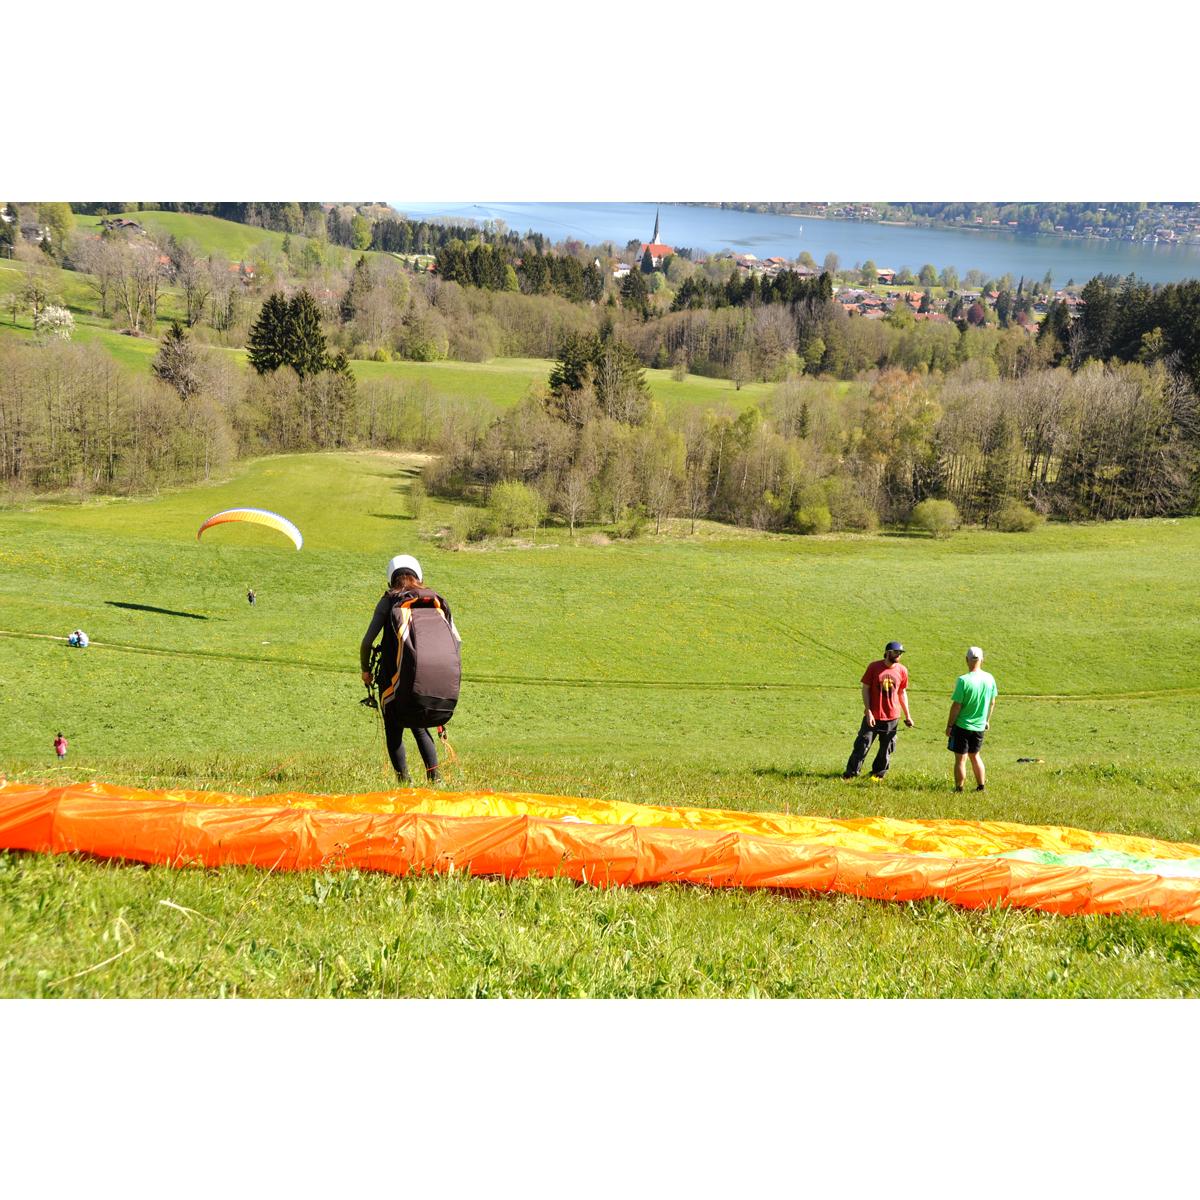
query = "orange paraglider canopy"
(1, 781, 1198, 923)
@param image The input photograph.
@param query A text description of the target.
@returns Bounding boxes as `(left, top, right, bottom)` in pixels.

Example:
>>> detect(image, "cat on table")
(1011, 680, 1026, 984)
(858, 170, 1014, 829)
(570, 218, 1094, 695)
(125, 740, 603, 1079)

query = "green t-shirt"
(951, 670, 997, 732)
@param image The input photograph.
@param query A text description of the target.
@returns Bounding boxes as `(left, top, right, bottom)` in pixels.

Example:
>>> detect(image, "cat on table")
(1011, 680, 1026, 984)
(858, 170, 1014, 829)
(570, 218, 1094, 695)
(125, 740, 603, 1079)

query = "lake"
(392, 201, 1200, 286)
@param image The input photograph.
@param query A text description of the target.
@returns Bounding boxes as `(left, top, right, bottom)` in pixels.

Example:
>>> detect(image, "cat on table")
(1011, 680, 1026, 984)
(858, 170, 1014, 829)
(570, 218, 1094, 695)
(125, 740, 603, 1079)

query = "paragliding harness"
(377, 586, 461, 727)
(361, 587, 461, 775)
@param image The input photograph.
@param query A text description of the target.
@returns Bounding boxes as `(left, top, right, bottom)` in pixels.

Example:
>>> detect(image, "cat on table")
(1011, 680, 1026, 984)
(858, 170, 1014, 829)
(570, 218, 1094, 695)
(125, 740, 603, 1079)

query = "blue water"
(392, 201, 1200, 286)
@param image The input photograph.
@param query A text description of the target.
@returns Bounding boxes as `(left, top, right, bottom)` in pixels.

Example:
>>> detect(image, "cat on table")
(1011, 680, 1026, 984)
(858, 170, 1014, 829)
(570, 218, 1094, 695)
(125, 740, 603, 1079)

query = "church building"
(639, 208, 674, 269)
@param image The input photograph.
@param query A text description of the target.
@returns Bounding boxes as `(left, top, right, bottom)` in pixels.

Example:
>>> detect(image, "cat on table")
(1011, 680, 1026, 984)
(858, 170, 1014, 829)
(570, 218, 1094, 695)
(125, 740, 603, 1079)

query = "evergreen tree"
(996, 290, 1013, 327)
(548, 331, 598, 395)
(620, 268, 649, 316)
(286, 291, 330, 378)
(341, 255, 373, 322)
(520, 253, 550, 295)
(641, 247, 656, 274)
(248, 291, 330, 377)
(152, 321, 201, 399)
(247, 293, 291, 374)
(1038, 300, 1073, 366)
(583, 262, 604, 303)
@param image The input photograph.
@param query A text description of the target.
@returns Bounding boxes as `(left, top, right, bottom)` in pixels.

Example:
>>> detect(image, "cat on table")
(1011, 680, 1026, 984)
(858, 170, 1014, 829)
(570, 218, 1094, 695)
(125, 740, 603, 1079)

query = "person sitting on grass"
(946, 646, 998, 792)
(67, 629, 89, 648)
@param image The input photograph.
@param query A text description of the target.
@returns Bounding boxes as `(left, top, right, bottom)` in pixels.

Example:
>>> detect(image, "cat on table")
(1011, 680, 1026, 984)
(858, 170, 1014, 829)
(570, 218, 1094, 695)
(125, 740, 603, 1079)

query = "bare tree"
(175, 245, 212, 326)
(557, 463, 592, 536)
(207, 257, 238, 333)
(112, 240, 163, 333)
(70, 234, 122, 318)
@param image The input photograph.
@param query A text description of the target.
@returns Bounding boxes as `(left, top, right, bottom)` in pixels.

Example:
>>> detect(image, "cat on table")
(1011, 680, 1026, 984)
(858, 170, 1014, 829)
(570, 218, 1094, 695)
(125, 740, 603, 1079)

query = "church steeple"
(651, 207, 660, 244)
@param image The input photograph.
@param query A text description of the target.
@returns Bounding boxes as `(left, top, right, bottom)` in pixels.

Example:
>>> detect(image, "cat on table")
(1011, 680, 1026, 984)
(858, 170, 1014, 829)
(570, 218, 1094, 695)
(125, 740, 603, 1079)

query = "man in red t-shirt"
(842, 641, 914, 780)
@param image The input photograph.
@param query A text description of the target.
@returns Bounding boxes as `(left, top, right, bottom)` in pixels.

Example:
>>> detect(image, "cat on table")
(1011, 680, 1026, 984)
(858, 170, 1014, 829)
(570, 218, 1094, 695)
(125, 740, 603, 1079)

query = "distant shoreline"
(707, 204, 1199, 247)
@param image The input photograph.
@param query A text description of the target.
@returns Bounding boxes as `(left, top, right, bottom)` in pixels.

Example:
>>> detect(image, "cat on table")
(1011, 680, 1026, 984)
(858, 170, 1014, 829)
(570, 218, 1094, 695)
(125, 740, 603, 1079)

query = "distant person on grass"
(54, 732, 68, 760)
(360, 554, 461, 786)
(946, 646, 998, 792)
(843, 641, 914, 781)
(247, 588, 256, 606)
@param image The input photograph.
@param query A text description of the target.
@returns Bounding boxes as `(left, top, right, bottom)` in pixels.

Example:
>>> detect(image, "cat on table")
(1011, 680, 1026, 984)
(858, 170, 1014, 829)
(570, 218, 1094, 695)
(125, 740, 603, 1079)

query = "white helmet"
(386, 554, 422, 584)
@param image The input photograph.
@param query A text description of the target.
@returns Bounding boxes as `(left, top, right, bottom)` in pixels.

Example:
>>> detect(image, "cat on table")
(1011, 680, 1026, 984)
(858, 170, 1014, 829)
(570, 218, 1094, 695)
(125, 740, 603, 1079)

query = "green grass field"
(2, 452, 1199, 997)
(76, 210, 398, 273)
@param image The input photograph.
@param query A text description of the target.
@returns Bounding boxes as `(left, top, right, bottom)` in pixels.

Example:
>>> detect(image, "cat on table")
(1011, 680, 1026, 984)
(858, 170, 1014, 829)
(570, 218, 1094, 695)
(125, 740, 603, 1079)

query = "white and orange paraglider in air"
(196, 508, 303, 550)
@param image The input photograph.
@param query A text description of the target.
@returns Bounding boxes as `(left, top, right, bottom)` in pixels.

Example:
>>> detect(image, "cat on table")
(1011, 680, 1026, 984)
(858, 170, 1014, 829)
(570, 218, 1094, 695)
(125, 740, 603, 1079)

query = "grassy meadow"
(2, 451, 1199, 997)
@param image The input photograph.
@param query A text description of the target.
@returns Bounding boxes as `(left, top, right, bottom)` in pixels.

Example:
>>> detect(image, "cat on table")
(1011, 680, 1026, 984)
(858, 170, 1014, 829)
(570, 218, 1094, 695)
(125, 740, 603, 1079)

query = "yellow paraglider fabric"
(196, 508, 303, 550)
(1, 781, 1197, 923)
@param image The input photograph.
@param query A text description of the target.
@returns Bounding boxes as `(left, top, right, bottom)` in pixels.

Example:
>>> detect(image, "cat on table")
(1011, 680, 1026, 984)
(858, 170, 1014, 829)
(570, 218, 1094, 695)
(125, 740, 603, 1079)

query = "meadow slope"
(2, 452, 1199, 997)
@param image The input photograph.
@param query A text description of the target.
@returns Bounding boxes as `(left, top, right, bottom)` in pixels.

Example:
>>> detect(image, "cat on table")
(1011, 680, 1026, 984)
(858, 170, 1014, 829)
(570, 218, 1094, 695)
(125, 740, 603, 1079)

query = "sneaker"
(976, 784, 986, 791)
(841, 773, 857, 781)
(954, 786, 964, 793)
(869, 774, 885, 782)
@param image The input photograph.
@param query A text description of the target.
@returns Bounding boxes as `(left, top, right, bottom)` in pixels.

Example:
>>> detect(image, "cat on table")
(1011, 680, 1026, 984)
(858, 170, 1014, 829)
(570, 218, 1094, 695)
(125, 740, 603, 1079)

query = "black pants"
(383, 703, 438, 782)
(844, 718, 899, 778)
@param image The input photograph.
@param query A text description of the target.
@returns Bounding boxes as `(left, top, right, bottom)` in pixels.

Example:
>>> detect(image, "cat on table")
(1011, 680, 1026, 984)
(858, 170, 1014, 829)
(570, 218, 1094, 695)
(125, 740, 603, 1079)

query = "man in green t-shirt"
(945, 646, 998, 793)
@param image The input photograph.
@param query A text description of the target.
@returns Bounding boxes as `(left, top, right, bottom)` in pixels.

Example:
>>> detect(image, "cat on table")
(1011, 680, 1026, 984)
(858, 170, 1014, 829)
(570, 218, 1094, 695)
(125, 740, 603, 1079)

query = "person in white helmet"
(360, 554, 460, 784)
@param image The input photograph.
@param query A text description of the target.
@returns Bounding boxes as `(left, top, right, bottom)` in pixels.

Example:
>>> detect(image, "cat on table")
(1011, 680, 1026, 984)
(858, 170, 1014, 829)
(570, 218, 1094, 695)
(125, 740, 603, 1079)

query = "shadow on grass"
(105, 601, 208, 620)
(752, 766, 847, 782)
(370, 512, 415, 521)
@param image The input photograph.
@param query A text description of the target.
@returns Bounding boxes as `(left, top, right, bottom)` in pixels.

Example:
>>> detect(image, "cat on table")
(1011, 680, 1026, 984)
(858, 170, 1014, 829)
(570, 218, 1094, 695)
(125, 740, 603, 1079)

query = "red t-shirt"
(54, 737, 68, 755)
(861, 660, 908, 721)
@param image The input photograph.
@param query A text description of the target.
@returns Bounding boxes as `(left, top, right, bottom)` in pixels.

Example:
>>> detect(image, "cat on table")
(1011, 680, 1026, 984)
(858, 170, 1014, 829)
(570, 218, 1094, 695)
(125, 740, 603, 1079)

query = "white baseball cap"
(967, 646, 984, 661)
(386, 554, 422, 583)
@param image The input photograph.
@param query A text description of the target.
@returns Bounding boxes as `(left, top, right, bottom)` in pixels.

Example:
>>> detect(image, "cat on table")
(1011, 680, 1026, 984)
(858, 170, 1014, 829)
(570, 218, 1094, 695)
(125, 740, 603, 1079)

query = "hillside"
(1, 250, 779, 410)
(2, 450, 1199, 996)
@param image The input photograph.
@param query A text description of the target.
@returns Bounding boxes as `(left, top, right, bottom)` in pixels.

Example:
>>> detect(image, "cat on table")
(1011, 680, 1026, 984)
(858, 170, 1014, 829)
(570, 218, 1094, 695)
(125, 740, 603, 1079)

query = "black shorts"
(948, 726, 985, 754)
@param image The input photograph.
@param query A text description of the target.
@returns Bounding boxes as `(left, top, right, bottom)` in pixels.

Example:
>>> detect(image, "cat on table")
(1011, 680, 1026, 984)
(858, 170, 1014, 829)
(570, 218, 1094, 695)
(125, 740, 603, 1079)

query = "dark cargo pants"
(844, 718, 899, 778)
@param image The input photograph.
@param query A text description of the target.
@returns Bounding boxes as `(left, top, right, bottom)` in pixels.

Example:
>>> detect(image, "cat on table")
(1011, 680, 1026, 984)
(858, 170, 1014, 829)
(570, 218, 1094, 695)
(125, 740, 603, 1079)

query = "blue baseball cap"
(885, 641, 905, 653)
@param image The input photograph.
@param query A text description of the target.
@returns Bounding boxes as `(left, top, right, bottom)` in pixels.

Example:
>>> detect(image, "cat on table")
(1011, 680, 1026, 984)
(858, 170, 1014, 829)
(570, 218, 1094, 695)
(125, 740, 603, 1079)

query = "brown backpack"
(377, 587, 461, 726)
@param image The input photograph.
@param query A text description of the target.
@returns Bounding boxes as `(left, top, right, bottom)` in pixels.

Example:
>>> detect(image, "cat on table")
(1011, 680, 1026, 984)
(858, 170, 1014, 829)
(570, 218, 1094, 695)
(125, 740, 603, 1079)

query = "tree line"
(423, 333, 1200, 537)
(1058, 276, 1200, 389)
(0, 313, 475, 496)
